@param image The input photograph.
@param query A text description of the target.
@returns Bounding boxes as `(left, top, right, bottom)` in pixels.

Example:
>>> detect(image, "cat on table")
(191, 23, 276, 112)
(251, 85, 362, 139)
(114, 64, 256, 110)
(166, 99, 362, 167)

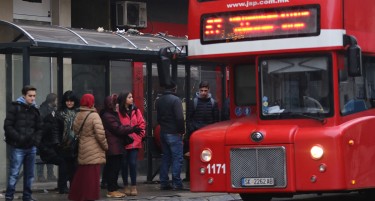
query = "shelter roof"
(0, 20, 187, 61)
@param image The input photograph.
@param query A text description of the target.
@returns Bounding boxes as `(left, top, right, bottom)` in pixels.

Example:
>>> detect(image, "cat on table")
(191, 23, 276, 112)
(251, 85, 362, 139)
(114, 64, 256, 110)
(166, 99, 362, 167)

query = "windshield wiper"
(287, 112, 326, 124)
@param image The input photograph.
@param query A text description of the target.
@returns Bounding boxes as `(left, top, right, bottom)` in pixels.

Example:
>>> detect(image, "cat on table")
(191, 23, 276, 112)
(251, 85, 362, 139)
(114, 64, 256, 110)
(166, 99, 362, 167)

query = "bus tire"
(239, 194, 272, 201)
(363, 189, 375, 199)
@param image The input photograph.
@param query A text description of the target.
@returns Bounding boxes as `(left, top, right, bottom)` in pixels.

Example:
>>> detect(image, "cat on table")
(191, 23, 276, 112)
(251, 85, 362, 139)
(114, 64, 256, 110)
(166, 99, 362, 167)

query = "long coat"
(73, 107, 108, 165)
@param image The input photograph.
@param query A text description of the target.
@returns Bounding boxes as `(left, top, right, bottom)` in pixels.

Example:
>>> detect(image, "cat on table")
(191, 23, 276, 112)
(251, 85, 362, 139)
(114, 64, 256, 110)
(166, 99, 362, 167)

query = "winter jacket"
(73, 107, 108, 165)
(101, 102, 133, 155)
(38, 111, 60, 161)
(54, 108, 78, 158)
(4, 101, 43, 148)
(118, 106, 146, 149)
(156, 91, 185, 135)
(186, 92, 219, 135)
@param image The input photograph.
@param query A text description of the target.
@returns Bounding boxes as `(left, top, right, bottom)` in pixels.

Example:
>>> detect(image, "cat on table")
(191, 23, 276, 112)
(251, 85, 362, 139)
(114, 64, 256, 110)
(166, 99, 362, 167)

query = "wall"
(0, 0, 13, 189)
(143, 0, 188, 36)
(72, 0, 110, 30)
(108, 0, 188, 36)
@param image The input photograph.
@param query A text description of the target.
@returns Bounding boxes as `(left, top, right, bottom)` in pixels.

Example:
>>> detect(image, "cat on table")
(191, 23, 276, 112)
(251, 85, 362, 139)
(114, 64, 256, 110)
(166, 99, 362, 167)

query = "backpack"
(187, 97, 216, 135)
(193, 97, 215, 111)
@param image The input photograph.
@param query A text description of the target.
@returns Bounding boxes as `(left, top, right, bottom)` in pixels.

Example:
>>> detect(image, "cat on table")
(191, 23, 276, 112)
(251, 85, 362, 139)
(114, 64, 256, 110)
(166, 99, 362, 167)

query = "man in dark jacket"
(184, 81, 220, 181)
(4, 85, 43, 201)
(36, 93, 57, 182)
(186, 81, 220, 135)
(38, 102, 70, 194)
(156, 81, 185, 190)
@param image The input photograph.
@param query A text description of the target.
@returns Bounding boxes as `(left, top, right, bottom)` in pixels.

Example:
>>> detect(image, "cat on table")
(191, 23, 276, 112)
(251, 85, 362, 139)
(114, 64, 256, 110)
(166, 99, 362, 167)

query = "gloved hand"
(132, 125, 143, 135)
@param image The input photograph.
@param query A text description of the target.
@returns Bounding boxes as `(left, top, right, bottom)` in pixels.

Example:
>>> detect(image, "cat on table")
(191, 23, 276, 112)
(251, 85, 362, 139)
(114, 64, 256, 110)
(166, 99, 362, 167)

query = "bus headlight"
(310, 145, 324, 160)
(200, 149, 212, 162)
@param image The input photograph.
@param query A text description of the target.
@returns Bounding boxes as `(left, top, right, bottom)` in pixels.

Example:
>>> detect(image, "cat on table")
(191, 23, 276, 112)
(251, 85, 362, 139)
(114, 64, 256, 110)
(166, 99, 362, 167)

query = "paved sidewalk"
(0, 176, 241, 201)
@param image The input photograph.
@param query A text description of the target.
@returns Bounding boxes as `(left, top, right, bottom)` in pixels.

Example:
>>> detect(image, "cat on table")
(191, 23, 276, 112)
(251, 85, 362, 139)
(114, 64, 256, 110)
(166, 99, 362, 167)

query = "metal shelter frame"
(0, 20, 188, 182)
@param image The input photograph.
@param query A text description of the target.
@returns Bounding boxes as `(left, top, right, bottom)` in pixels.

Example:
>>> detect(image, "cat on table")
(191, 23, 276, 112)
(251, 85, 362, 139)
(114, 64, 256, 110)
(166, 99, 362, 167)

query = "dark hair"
(165, 80, 177, 90)
(44, 93, 57, 104)
(40, 93, 57, 107)
(117, 92, 131, 116)
(22, 85, 37, 95)
(60, 90, 79, 110)
(199, 81, 210, 89)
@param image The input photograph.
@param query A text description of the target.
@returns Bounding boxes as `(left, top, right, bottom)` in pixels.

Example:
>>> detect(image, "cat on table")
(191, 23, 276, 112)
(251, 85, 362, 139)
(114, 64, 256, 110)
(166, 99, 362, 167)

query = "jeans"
(6, 146, 37, 201)
(122, 149, 139, 186)
(159, 133, 183, 188)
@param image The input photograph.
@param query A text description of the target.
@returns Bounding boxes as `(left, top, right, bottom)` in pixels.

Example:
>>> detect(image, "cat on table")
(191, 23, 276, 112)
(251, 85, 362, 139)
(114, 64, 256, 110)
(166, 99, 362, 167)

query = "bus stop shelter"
(0, 20, 188, 182)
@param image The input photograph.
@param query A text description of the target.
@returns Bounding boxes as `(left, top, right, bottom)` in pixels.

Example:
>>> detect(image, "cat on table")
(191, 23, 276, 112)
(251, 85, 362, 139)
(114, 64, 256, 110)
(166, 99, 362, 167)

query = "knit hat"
(80, 93, 95, 108)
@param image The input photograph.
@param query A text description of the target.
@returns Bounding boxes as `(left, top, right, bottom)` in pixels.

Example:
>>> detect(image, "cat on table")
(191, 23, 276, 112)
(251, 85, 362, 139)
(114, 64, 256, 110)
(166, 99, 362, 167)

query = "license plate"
(241, 178, 275, 186)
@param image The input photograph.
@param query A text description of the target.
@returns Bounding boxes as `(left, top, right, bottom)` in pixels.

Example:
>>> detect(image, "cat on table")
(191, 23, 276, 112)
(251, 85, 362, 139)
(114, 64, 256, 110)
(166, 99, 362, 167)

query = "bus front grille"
(230, 147, 287, 188)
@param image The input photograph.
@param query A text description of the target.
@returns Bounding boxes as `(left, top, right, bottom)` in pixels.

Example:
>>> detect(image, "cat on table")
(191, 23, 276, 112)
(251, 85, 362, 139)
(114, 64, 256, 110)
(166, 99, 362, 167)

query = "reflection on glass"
(260, 55, 331, 119)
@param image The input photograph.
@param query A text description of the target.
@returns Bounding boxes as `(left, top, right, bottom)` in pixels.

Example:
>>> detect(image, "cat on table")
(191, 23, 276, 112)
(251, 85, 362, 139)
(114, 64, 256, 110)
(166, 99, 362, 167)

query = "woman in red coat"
(118, 92, 145, 196)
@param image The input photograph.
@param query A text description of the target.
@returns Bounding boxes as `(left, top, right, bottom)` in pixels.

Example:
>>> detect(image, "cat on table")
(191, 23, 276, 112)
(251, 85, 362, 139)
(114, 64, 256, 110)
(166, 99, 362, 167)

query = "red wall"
(141, 21, 187, 37)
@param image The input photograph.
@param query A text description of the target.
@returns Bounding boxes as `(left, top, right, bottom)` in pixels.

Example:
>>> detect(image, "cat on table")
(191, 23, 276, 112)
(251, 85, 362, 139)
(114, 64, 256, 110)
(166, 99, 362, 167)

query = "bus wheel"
(363, 189, 375, 199)
(239, 194, 272, 201)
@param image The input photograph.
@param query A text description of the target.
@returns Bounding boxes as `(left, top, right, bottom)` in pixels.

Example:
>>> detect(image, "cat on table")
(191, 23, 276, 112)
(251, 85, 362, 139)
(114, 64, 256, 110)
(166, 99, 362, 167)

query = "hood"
(16, 96, 36, 107)
(80, 94, 95, 108)
(103, 96, 115, 111)
(195, 92, 213, 99)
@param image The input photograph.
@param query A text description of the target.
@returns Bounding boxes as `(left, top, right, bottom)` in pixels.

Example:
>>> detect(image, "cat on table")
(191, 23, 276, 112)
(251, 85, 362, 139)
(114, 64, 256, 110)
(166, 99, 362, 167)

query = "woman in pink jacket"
(118, 92, 145, 196)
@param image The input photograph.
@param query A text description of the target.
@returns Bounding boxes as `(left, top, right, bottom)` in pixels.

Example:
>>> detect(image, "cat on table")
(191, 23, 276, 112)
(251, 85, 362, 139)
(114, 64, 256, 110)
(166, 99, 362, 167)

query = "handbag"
(72, 111, 93, 156)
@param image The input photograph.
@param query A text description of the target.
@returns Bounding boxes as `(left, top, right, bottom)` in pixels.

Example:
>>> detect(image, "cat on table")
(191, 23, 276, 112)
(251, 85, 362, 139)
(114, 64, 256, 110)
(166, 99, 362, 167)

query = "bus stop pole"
(22, 47, 30, 85)
(146, 61, 153, 182)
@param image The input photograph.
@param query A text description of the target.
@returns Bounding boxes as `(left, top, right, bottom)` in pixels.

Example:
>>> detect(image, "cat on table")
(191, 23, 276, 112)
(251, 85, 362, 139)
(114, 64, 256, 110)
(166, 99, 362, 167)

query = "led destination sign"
(201, 5, 320, 44)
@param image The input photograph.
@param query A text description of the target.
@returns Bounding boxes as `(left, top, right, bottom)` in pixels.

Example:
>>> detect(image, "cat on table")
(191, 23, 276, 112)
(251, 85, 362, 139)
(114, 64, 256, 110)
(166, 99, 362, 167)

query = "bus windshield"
(259, 55, 332, 119)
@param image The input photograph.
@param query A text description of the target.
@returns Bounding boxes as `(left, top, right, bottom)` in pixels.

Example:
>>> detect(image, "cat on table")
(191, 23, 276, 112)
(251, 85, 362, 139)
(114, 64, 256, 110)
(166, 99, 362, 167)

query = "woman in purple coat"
(100, 94, 134, 198)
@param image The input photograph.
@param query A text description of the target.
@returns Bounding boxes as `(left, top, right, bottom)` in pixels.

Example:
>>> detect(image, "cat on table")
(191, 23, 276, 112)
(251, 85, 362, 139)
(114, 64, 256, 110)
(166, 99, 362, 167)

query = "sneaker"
(130, 186, 138, 196)
(160, 185, 173, 190)
(124, 186, 131, 195)
(58, 187, 69, 194)
(173, 186, 190, 191)
(21, 197, 38, 201)
(106, 191, 126, 198)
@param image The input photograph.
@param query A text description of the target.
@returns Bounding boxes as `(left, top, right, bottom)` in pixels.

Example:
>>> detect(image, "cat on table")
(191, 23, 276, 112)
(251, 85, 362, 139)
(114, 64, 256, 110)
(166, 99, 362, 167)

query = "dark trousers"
(63, 156, 77, 188)
(106, 154, 123, 192)
(44, 156, 67, 191)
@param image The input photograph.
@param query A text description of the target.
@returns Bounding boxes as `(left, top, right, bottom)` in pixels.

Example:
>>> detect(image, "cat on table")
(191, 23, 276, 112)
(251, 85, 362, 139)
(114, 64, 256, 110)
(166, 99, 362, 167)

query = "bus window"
(234, 64, 256, 106)
(259, 55, 332, 118)
(340, 56, 374, 115)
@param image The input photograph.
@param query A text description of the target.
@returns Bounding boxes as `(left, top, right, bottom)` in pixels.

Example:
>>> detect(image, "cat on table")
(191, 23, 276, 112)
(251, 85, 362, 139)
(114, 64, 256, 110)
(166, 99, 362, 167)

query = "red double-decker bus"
(187, 0, 375, 200)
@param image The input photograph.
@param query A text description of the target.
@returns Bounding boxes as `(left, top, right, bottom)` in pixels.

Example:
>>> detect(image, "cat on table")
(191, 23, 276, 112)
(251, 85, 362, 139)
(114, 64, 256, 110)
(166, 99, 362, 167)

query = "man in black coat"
(156, 81, 185, 190)
(185, 81, 220, 181)
(4, 85, 43, 201)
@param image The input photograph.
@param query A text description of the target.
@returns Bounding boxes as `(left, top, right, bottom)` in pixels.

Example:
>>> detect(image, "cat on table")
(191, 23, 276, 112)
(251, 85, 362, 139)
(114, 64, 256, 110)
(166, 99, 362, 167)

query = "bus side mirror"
(347, 45, 362, 77)
(344, 35, 362, 77)
(157, 48, 172, 87)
